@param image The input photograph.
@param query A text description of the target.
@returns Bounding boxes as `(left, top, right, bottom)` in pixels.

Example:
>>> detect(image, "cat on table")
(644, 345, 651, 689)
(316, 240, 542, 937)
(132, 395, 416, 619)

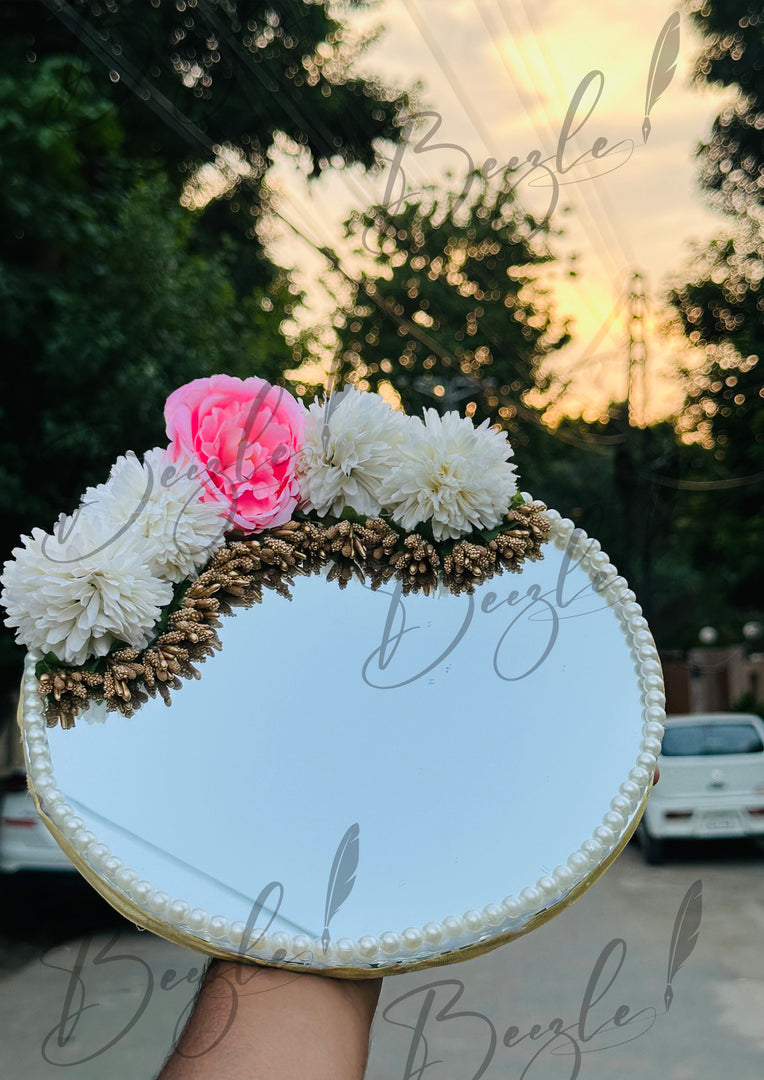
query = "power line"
(403, 0, 495, 157)
(511, 0, 637, 268)
(475, 0, 625, 284)
(43, 0, 625, 455)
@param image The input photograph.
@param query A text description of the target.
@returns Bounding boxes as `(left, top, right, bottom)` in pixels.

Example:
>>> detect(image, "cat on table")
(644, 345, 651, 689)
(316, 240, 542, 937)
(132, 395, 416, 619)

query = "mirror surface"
(33, 533, 654, 969)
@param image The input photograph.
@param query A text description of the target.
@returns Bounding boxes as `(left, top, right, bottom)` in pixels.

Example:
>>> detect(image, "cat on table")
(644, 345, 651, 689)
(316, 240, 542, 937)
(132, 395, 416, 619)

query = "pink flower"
(164, 374, 305, 533)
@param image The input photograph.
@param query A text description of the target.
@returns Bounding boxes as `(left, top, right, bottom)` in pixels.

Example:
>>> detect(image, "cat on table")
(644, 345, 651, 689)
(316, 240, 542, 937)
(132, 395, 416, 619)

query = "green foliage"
(666, 0, 764, 641)
(330, 168, 571, 433)
(0, 55, 296, 694)
(0, 0, 413, 273)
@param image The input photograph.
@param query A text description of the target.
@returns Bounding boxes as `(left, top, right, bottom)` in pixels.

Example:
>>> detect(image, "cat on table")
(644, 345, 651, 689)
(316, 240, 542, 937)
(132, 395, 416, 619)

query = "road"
(0, 839, 762, 1079)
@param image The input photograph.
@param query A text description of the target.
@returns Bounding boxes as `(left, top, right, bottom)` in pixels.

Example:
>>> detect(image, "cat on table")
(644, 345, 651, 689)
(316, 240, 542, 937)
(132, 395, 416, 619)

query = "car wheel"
(638, 821, 665, 865)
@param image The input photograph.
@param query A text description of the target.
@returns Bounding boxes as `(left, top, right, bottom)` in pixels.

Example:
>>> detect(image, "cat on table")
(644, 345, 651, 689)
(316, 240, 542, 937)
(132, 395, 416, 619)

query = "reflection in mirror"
(24, 519, 663, 973)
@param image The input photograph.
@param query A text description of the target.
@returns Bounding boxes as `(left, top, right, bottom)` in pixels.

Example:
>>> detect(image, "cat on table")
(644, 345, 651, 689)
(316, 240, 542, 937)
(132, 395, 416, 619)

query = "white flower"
(82, 447, 227, 584)
(296, 388, 409, 517)
(379, 408, 518, 540)
(0, 512, 173, 665)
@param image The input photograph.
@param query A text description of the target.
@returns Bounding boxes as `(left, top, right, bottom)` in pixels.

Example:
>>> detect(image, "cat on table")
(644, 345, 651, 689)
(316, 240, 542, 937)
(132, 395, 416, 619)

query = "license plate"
(701, 813, 738, 832)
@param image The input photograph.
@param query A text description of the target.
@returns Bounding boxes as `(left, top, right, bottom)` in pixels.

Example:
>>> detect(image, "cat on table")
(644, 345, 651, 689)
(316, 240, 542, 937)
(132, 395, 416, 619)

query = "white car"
(637, 713, 764, 863)
(0, 771, 76, 874)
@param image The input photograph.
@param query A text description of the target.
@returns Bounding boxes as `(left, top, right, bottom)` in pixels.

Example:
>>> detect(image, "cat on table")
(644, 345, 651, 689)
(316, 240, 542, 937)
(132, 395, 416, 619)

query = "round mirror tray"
(19, 512, 663, 977)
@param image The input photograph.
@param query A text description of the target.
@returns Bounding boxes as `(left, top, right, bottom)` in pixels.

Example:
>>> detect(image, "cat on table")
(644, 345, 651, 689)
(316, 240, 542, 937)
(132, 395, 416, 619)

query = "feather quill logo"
(643, 12, 681, 143)
(322, 822, 360, 953)
(664, 878, 702, 1012)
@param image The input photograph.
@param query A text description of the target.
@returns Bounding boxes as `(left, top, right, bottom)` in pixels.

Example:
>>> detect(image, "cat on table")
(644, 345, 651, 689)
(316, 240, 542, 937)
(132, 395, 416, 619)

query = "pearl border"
(21, 512, 663, 971)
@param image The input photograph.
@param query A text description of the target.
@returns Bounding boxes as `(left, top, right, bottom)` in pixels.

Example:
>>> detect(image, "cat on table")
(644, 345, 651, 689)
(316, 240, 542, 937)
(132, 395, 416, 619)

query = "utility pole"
(626, 271, 648, 428)
(617, 270, 653, 612)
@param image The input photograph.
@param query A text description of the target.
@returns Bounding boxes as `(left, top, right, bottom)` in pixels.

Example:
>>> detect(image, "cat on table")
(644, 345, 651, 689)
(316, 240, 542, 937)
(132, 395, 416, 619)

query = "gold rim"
(19, 690, 652, 980)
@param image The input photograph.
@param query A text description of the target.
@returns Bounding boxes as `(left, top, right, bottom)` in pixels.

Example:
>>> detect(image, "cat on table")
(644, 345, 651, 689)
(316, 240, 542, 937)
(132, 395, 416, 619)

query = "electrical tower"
(626, 270, 648, 428)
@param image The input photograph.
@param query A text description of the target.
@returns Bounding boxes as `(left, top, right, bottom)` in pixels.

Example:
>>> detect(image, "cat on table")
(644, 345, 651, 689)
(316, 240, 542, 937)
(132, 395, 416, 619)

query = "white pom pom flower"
(82, 447, 227, 584)
(296, 388, 409, 517)
(379, 408, 518, 540)
(0, 513, 173, 665)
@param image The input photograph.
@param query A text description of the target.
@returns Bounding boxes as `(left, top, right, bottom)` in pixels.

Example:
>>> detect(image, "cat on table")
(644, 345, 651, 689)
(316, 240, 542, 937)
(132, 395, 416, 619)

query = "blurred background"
(0, 5, 763, 1076)
(1, 0, 762, 731)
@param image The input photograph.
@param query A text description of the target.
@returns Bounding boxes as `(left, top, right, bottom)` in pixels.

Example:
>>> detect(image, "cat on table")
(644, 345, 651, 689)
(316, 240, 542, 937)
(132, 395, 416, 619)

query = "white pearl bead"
(638, 752, 658, 770)
(463, 910, 483, 932)
(442, 915, 464, 938)
(643, 675, 664, 693)
(633, 628, 653, 645)
(620, 589, 637, 604)
(610, 794, 631, 814)
(357, 935, 379, 958)
(603, 811, 626, 832)
(335, 939, 355, 962)
(520, 886, 541, 909)
(646, 705, 665, 723)
(132, 881, 153, 905)
(483, 904, 504, 926)
(313, 938, 334, 962)
(169, 900, 190, 924)
(545, 508, 561, 522)
(642, 737, 662, 756)
(88, 843, 110, 868)
(26, 730, 45, 746)
(502, 896, 523, 918)
(582, 838, 604, 858)
(645, 690, 665, 706)
(644, 720, 664, 738)
(553, 865, 575, 889)
(73, 829, 95, 852)
(620, 779, 640, 799)
(150, 892, 171, 917)
(594, 826, 616, 846)
(536, 875, 557, 898)
(590, 552, 609, 570)
(229, 922, 247, 946)
(641, 659, 662, 675)
(62, 815, 84, 836)
(629, 766, 650, 785)
(247, 929, 268, 952)
(103, 856, 123, 877)
(567, 851, 589, 873)
(271, 932, 290, 956)
(379, 932, 400, 955)
(210, 917, 229, 940)
(402, 928, 423, 950)
(422, 922, 443, 944)
(185, 908, 206, 932)
(117, 868, 139, 891)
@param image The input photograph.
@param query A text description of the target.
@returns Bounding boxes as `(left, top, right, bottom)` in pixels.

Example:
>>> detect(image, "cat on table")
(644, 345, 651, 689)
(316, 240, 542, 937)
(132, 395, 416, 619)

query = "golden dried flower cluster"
(37, 502, 550, 728)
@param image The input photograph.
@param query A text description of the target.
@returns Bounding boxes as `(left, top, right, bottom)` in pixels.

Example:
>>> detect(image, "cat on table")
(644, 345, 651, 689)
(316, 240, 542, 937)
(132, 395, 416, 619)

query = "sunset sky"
(260, 0, 735, 424)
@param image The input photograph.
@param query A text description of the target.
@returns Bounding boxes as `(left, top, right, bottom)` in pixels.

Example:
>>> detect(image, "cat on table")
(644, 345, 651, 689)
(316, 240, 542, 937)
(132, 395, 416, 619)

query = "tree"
(329, 167, 571, 444)
(0, 55, 298, 700)
(666, 0, 764, 636)
(0, 0, 413, 291)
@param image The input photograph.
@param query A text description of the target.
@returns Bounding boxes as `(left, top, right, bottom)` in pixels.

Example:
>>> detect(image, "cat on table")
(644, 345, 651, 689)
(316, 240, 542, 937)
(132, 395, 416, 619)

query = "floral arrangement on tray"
(1, 375, 550, 729)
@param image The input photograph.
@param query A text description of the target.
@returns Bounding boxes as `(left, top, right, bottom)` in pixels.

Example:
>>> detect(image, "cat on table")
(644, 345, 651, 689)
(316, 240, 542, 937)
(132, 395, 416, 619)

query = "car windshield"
(661, 722, 764, 756)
